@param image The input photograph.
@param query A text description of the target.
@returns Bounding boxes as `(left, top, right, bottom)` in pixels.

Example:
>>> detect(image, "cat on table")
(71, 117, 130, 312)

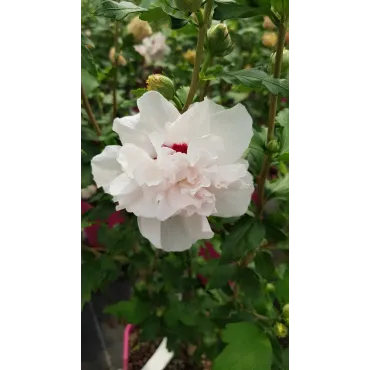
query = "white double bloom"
(134, 32, 170, 64)
(91, 92, 254, 252)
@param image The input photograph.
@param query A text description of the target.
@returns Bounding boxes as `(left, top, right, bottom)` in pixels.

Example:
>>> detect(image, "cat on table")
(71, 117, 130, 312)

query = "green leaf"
(139, 6, 168, 22)
(81, 69, 99, 97)
(81, 255, 121, 309)
(159, 0, 189, 20)
(265, 174, 289, 202)
(220, 216, 266, 264)
(214, 0, 271, 21)
(81, 33, 97, 76)
(104, 297, 151, 324)
(170, 16, 189, 29)
(95, 1, 148, 21)
(213, 322, 273, 370)
(254, 251, 276, 281)
(220, 69, 289, 97)
(276, 108, 289, 161)
(246, 127, 267, 176)
(237, 267, 261, 299)
(131, 88, 147, 98)
(175, 86, 190, 105)
(275, 267, 289, 304)
(272, 0, 289, 21)
(208, 263, 238, 289)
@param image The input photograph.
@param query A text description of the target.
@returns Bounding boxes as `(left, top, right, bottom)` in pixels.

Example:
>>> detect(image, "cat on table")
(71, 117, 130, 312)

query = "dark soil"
(128, 333, 203, 370)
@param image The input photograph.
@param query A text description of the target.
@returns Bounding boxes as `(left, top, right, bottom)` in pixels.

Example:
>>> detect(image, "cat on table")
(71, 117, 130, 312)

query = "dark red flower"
(81, 200, 125, 248)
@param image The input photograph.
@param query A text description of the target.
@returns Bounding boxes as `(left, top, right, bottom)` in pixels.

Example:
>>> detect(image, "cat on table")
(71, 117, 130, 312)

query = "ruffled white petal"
(117, 144, 162, 186)
(210, 103, 253, 165)
(91, 146, 122, 191)
(113, 114, 156, 157)
(138, 215, 214, 252)
(213, 171, 254, 217)
(164, 98, 222, 144)
(137, 91, 180, 133)
(187, 135, 224, 167)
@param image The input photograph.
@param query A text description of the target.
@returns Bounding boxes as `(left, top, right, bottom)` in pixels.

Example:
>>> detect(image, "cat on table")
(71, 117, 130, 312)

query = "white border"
(0, 0, 80, 369)
(290, 1, 370, 369)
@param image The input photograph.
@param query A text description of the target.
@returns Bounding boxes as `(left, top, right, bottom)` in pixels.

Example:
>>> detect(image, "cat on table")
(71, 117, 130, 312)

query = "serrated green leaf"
(139, 6, 169, 22)
(254, 251, 276, 281)
(214, 0, 270, 21)
(81, 255, 121, 309)
(220, 216, 266, 264)
(237, 267, 261, 299)
(265, 175, 289, 202)
(247, 127, 267, 176)
(104, 297, 151, 324)
(220, 69, 289, 97)
(207, 263, 237, 289)
(214, 321, 273, 370)
(159, 0, 189, 20)
(96, 1, 148, 21)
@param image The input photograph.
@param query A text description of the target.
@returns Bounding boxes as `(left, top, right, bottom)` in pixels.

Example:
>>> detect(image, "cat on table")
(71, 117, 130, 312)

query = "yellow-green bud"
(156, 307, 165, 317)
(283, 304, 290, 325)
(266, 140, 280, 153)
(146, 74, 175, 100)
(206, 24, 234, 57)
(265, 283, 276, 293)
(175, 0, 202, 12)
(274, 322, 288, 338)
(270, 48, 289, 76)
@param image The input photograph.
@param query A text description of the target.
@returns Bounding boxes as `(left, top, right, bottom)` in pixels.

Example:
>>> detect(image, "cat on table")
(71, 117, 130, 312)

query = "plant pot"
(123, 324, 174, 370)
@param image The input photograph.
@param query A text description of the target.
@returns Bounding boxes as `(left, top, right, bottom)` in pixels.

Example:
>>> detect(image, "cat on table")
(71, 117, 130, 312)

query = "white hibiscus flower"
(91, 92, 254, 252)
(134, 32, 170, 65)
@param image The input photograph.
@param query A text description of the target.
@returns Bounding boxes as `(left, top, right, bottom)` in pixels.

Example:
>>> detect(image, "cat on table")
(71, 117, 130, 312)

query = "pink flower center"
(162, 143, 188, 154)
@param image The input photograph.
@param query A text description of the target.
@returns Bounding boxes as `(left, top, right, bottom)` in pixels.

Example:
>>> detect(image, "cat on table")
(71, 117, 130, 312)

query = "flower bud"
(274, 322, 288, 338)
(146, 74, 175, 100)
(174, 0, 202, 12)
(206, 23, 234, 57)
(262, 32, 278, 48)
(109, 47, 127, 66)
(266, 140, 280, 154)
(270, 48, 289, 76)
(263, 16, 276, 30)
(156, 306, 165, 317)
(283, 304, 290, 325)
(265, 283, 276, 293)
(183, 49, 196, 65)
(127, 16, 152, 43)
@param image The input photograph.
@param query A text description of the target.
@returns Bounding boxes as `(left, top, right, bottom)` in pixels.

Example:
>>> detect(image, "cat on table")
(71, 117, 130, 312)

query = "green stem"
(199, 53, 213, 101)
(182, 0, 214, 113)
(112, 22, 119, 120)
(81, 85, 102, 136)
(257, 22, 287, 215)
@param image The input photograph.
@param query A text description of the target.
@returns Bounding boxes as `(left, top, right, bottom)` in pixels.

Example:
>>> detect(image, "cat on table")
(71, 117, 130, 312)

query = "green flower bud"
(156, 306, 165, 317)
(175, 0, 202, 12)
(266, 139, 280, 153)
(274, 322, 288, 338)
(205, 24, 234, 57)
(265, 283, 276, 293)
(270, 48, 289, 76)
(146, 74, 175, 100)
(283, 304, 290, 325)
